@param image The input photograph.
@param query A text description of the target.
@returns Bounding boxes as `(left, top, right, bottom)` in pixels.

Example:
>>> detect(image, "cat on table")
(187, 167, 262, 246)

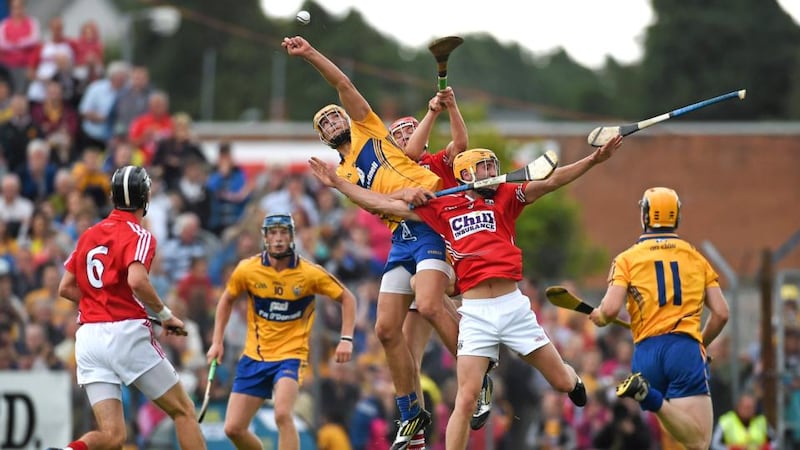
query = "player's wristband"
(157, 306, 173, 322)
(340, 335, 353, 342)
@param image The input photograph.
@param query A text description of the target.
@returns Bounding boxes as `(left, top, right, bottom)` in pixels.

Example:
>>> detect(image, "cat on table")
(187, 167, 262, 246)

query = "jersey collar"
(108, 209, 140, 224)
(637, 230, 679, 243)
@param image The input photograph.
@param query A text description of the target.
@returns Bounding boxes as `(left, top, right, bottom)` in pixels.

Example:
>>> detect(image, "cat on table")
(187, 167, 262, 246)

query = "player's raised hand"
(437, 86, 454, 109)
(428, 95, 442, 114)
(281, 36, 312, 57)
(308, 157, 339, 187)
(590, 134, 622, 165)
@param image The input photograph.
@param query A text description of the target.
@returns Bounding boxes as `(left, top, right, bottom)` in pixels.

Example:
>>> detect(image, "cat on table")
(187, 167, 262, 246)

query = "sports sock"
(397, 392, 420, 422)
(639, 386, 664, 412)
(408, 430, 426, 449)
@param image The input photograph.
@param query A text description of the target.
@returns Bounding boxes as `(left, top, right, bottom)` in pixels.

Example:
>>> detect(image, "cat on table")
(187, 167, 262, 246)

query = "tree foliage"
(110, 0, 800, 280)
(114, 0, 800, 121)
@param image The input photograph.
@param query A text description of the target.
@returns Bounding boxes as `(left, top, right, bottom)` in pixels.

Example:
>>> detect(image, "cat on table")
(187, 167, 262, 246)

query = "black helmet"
(111, 165, 152, 215)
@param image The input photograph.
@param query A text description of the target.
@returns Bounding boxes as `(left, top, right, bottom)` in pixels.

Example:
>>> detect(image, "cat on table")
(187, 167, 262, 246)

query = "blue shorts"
(631, 333, 710, 400)
(232, 356, 304, 399)
(384, 220, 446, 274)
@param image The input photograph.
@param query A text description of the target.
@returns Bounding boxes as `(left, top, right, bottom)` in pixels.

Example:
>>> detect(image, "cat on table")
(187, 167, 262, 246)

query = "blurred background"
(0, 0, 799, 449)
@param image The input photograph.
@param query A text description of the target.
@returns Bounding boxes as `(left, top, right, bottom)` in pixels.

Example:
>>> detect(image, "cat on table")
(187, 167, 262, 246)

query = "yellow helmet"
(452, 148, 499, 184)
(312, 104, 351, 148)
(639, 187, 681, 230)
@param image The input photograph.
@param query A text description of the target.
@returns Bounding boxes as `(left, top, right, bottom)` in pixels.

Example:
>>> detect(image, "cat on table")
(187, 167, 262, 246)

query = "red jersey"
(414, 183, 528, 292)
(64, 210, 156, 323)
(419, 150, 458, 189)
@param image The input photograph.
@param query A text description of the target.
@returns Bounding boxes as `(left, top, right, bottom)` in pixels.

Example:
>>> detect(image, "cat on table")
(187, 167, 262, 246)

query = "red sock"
(408, 430, 426, 450)
(68, 441, 89, 450)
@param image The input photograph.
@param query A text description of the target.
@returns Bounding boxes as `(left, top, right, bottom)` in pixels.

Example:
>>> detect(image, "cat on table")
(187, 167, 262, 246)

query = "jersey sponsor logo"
(649, 240, 677, 251)
(253, 295, 314, 322)
(355, 141, 381, 189)
(450, 211, 496, 240)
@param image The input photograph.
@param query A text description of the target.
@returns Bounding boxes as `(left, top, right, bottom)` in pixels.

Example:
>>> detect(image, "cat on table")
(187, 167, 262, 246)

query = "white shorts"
(380, 260, 453, 296)
(457, 289, 550, 360)
(76, 319, 173, 387)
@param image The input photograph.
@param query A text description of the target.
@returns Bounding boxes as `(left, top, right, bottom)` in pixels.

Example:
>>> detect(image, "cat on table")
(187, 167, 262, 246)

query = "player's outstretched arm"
(441, 87, 468, 161)
(281, 36, 370, 122)
(525, 134, 622, 203)
(308, 157, 425, 220)
(590, 284, 627, 327)
(404, 95, 442, 161)
(129, 262, 186, 333)
(207, 289, 237, 364)
(701, 286, 730, 347)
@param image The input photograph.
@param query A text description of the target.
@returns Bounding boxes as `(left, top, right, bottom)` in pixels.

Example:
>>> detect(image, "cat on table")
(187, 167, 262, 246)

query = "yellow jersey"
(609, 232, 720, 344)
(336, 110, 441, 231)
(226, 252, 345, 362)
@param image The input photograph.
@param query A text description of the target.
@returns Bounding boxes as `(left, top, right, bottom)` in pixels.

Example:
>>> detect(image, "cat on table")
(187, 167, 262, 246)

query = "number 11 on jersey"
(654, 260, 682, 307)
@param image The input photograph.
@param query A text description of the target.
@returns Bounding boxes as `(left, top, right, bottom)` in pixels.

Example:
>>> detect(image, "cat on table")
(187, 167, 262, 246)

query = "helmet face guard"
(262, 213, 296, 259)
(640, 187, 681, 230)
(389, 116, 419, 150)
(313, 105, 351, 148)
(111, 165, 152, 216)
(452, 149, 500, 198)
(453, 149, 500, 184)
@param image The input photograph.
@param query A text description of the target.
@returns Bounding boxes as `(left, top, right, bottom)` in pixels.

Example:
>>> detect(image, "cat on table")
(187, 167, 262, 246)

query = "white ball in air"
(296, 10, 311, 25)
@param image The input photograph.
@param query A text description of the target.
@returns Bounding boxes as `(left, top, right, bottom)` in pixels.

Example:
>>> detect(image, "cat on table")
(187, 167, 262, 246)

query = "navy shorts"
(384, 220, 446, 275)
(632, 333, 710, 400)
(232, 356, 304, 399)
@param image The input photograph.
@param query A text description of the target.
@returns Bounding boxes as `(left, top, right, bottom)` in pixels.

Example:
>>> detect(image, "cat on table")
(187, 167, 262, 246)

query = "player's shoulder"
(615, 241, 642, 260)
(296, 255, 331, 275)
(120, 220, 156, 244)
(235, 253, 263, 269)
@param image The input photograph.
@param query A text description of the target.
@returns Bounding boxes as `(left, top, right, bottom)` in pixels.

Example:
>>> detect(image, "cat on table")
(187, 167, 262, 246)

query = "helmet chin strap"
(266, 241, 295, 259)
(268, 249, 294, 259)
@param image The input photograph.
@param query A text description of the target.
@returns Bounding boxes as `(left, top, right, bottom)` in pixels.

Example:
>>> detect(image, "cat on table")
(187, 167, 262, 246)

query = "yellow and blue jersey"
(226, 252, 345, 362)
(609, 232, 720, 344)
(336, 110, 441, 231)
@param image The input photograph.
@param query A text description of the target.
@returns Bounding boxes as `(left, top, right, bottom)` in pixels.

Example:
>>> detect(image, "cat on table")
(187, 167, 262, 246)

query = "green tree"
(640, 0, 800, 119)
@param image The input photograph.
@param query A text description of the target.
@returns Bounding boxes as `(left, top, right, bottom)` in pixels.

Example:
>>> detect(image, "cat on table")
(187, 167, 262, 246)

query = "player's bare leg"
(445, 355, 487, 450)
(656, 396, 713, 450)
(375, 292, 416, 395)
(520, 342, 586, 406)
(617, 373, 712, 450)
(273, 377, 300, 450)
(404, 309, 434, 405)
(72, 398, 128, 449)
(152, 382, 208, 449)
(224, 393, 269, 450)
(403, 309, 435, 448)
(413, 269, 458, 356)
